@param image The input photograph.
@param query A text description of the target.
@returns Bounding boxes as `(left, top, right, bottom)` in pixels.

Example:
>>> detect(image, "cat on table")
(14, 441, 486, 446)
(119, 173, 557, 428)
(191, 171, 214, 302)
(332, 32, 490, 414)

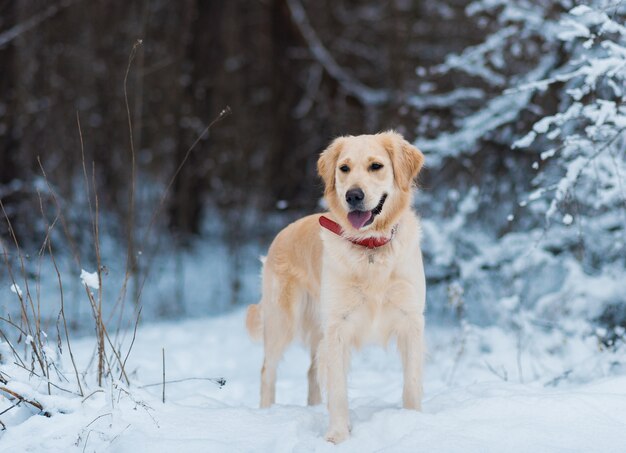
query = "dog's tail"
(245, 303, 263, 342)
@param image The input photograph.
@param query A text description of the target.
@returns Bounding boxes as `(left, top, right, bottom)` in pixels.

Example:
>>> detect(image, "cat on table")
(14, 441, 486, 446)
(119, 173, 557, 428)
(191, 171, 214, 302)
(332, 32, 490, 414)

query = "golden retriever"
(246, 131, 426, 443)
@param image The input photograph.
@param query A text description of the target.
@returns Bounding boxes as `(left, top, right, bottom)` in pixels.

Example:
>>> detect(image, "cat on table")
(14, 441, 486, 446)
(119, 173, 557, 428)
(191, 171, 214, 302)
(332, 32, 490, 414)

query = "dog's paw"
(325, 427, 350, 444)
(402, 400, 422, 411)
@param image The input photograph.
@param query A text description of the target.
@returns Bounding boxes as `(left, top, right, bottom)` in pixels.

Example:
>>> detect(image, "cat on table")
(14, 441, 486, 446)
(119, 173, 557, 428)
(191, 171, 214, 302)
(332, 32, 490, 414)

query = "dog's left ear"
(317, 137, 345, 195)
(382, 132, 424, 192)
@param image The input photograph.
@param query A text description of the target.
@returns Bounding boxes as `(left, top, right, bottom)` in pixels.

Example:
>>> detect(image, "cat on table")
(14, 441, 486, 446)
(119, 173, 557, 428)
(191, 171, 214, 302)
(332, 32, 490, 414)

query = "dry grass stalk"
(0, 386, 50, 417)
(0, 201, 48, 380)
(35, 162, 85, 396)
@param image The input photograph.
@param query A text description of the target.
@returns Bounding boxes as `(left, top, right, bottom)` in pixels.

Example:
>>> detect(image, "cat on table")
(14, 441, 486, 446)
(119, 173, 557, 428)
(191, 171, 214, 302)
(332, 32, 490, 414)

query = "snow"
(557, 19, 590, 41)
(570, 5, 593, 16)
(540, 148, 556, 160)
(2, 309, 626, 452)
(9, 283, 22, 297)
(79, 269, 100, 290)
(562, 214, 574, 225)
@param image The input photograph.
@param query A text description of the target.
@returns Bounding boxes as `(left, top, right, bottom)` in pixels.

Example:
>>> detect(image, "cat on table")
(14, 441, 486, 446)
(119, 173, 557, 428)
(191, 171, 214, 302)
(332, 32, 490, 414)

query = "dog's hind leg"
(259, 278, 296, 408)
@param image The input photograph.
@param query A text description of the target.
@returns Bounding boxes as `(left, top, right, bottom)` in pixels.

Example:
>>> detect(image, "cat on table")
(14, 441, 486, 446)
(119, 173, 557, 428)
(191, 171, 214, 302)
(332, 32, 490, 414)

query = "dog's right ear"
(317, 137, 345, 194)
(380, 131, 424, 192)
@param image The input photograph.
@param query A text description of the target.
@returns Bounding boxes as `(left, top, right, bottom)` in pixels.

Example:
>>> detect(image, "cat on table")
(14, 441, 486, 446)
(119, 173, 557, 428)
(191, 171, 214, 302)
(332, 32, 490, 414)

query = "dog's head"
(317, 131, 424, 234)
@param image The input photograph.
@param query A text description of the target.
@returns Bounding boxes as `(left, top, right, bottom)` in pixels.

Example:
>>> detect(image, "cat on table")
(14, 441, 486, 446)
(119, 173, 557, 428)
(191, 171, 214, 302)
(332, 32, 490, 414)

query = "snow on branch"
(406, 88, 486, 110)
(512, 3, 626, 225)
(421, 53, 557, 166)
(433, 26, 518, 86)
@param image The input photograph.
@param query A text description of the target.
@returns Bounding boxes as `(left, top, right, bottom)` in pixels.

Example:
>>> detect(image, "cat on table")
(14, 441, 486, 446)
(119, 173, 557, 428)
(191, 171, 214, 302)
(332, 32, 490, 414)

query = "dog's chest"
(333, 245, 403, 290)
(345, 278, 413, 345)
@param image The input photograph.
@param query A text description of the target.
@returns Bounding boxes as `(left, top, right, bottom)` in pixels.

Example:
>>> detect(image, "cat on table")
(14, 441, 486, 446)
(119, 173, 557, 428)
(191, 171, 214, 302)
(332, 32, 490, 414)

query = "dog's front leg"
(321, 321, 352, 443)
(397, 313, 424, 410)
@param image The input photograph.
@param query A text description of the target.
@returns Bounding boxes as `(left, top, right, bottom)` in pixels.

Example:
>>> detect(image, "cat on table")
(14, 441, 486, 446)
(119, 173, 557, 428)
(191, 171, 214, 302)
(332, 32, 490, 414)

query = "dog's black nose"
(346, 188, 365, 207)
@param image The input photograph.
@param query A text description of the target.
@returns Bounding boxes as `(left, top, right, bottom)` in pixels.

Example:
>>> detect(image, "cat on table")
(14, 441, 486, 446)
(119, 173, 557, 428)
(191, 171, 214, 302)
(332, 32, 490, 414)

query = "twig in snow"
(0, 386, 50, 417)
(140, 376, 226, 389)
(120, 307, 142, 382)
(0, 328, 27, 370)
(91, 161, 106, 387)
(115, 384, 160, 428)
(10, 360, 77, 395)
(34, 164, 84, 396)
(544, 369, 573, 387)
(484, 361, 508, 381)
(76, 112, 108, 387)
(0, 200, 47, 377)
(0, 401, 20, 417)
(109, 423, 132, 445)
(82, 389, 104, 404)
(82, 284, 130, 385)
(85, 412, 112, 429)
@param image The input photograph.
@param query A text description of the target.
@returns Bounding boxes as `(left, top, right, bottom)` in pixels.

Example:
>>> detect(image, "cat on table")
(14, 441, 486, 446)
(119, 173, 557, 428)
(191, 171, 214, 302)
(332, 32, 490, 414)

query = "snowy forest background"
(2, 0, 624, 339)
(1, 0, 626, 449)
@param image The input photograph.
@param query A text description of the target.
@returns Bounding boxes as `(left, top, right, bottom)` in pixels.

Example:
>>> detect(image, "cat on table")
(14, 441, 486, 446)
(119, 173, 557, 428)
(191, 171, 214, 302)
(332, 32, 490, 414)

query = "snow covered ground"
(2, 309, 626, 452)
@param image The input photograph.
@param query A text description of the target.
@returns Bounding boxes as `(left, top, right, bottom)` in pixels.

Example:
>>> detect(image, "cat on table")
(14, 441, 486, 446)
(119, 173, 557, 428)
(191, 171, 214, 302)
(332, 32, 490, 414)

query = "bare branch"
(0, 0, 82, 48)
(286, 0, 389, 105)
(0, 386, 50, 417)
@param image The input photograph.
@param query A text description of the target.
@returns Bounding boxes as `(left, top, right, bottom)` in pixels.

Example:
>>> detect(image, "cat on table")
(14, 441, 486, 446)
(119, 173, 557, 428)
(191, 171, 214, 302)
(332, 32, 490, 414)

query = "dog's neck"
(318, 215, 397, 249)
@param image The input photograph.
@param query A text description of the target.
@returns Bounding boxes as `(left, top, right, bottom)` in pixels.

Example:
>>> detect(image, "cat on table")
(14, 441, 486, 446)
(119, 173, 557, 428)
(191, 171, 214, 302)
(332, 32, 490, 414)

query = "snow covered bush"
(514, 4, 626, 250)
(511, 3, 626, 337)
(419, 0, 568, 164)
(416, 0, 625, 345)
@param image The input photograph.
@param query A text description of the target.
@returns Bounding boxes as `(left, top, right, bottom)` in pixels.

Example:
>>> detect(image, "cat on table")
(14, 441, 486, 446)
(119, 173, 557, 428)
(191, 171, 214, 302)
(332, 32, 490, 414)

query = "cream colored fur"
(246, 131, 426, 443)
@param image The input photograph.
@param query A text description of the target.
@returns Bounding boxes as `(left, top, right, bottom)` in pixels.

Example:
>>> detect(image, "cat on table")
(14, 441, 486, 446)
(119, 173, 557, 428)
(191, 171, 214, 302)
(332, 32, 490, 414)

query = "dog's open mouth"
(347, 194, 387, 229)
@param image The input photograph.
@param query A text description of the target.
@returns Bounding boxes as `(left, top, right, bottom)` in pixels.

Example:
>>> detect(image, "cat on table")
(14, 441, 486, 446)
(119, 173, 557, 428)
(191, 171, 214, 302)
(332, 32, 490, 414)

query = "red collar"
(319, 215, 396, 249)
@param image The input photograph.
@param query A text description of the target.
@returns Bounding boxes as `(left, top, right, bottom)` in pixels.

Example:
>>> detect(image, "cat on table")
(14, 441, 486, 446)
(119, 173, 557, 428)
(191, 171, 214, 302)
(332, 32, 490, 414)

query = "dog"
(246, 131, 426, 443)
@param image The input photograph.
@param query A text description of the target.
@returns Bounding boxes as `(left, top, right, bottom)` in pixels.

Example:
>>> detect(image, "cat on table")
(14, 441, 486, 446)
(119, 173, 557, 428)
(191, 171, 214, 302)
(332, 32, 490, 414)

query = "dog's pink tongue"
(347, 210, 372, 229)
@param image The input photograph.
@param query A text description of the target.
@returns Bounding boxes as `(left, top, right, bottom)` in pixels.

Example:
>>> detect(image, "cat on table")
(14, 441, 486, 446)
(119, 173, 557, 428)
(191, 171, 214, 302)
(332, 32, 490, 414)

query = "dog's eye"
(339, 165, 350, 173)
(370, 163, 384, 171)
